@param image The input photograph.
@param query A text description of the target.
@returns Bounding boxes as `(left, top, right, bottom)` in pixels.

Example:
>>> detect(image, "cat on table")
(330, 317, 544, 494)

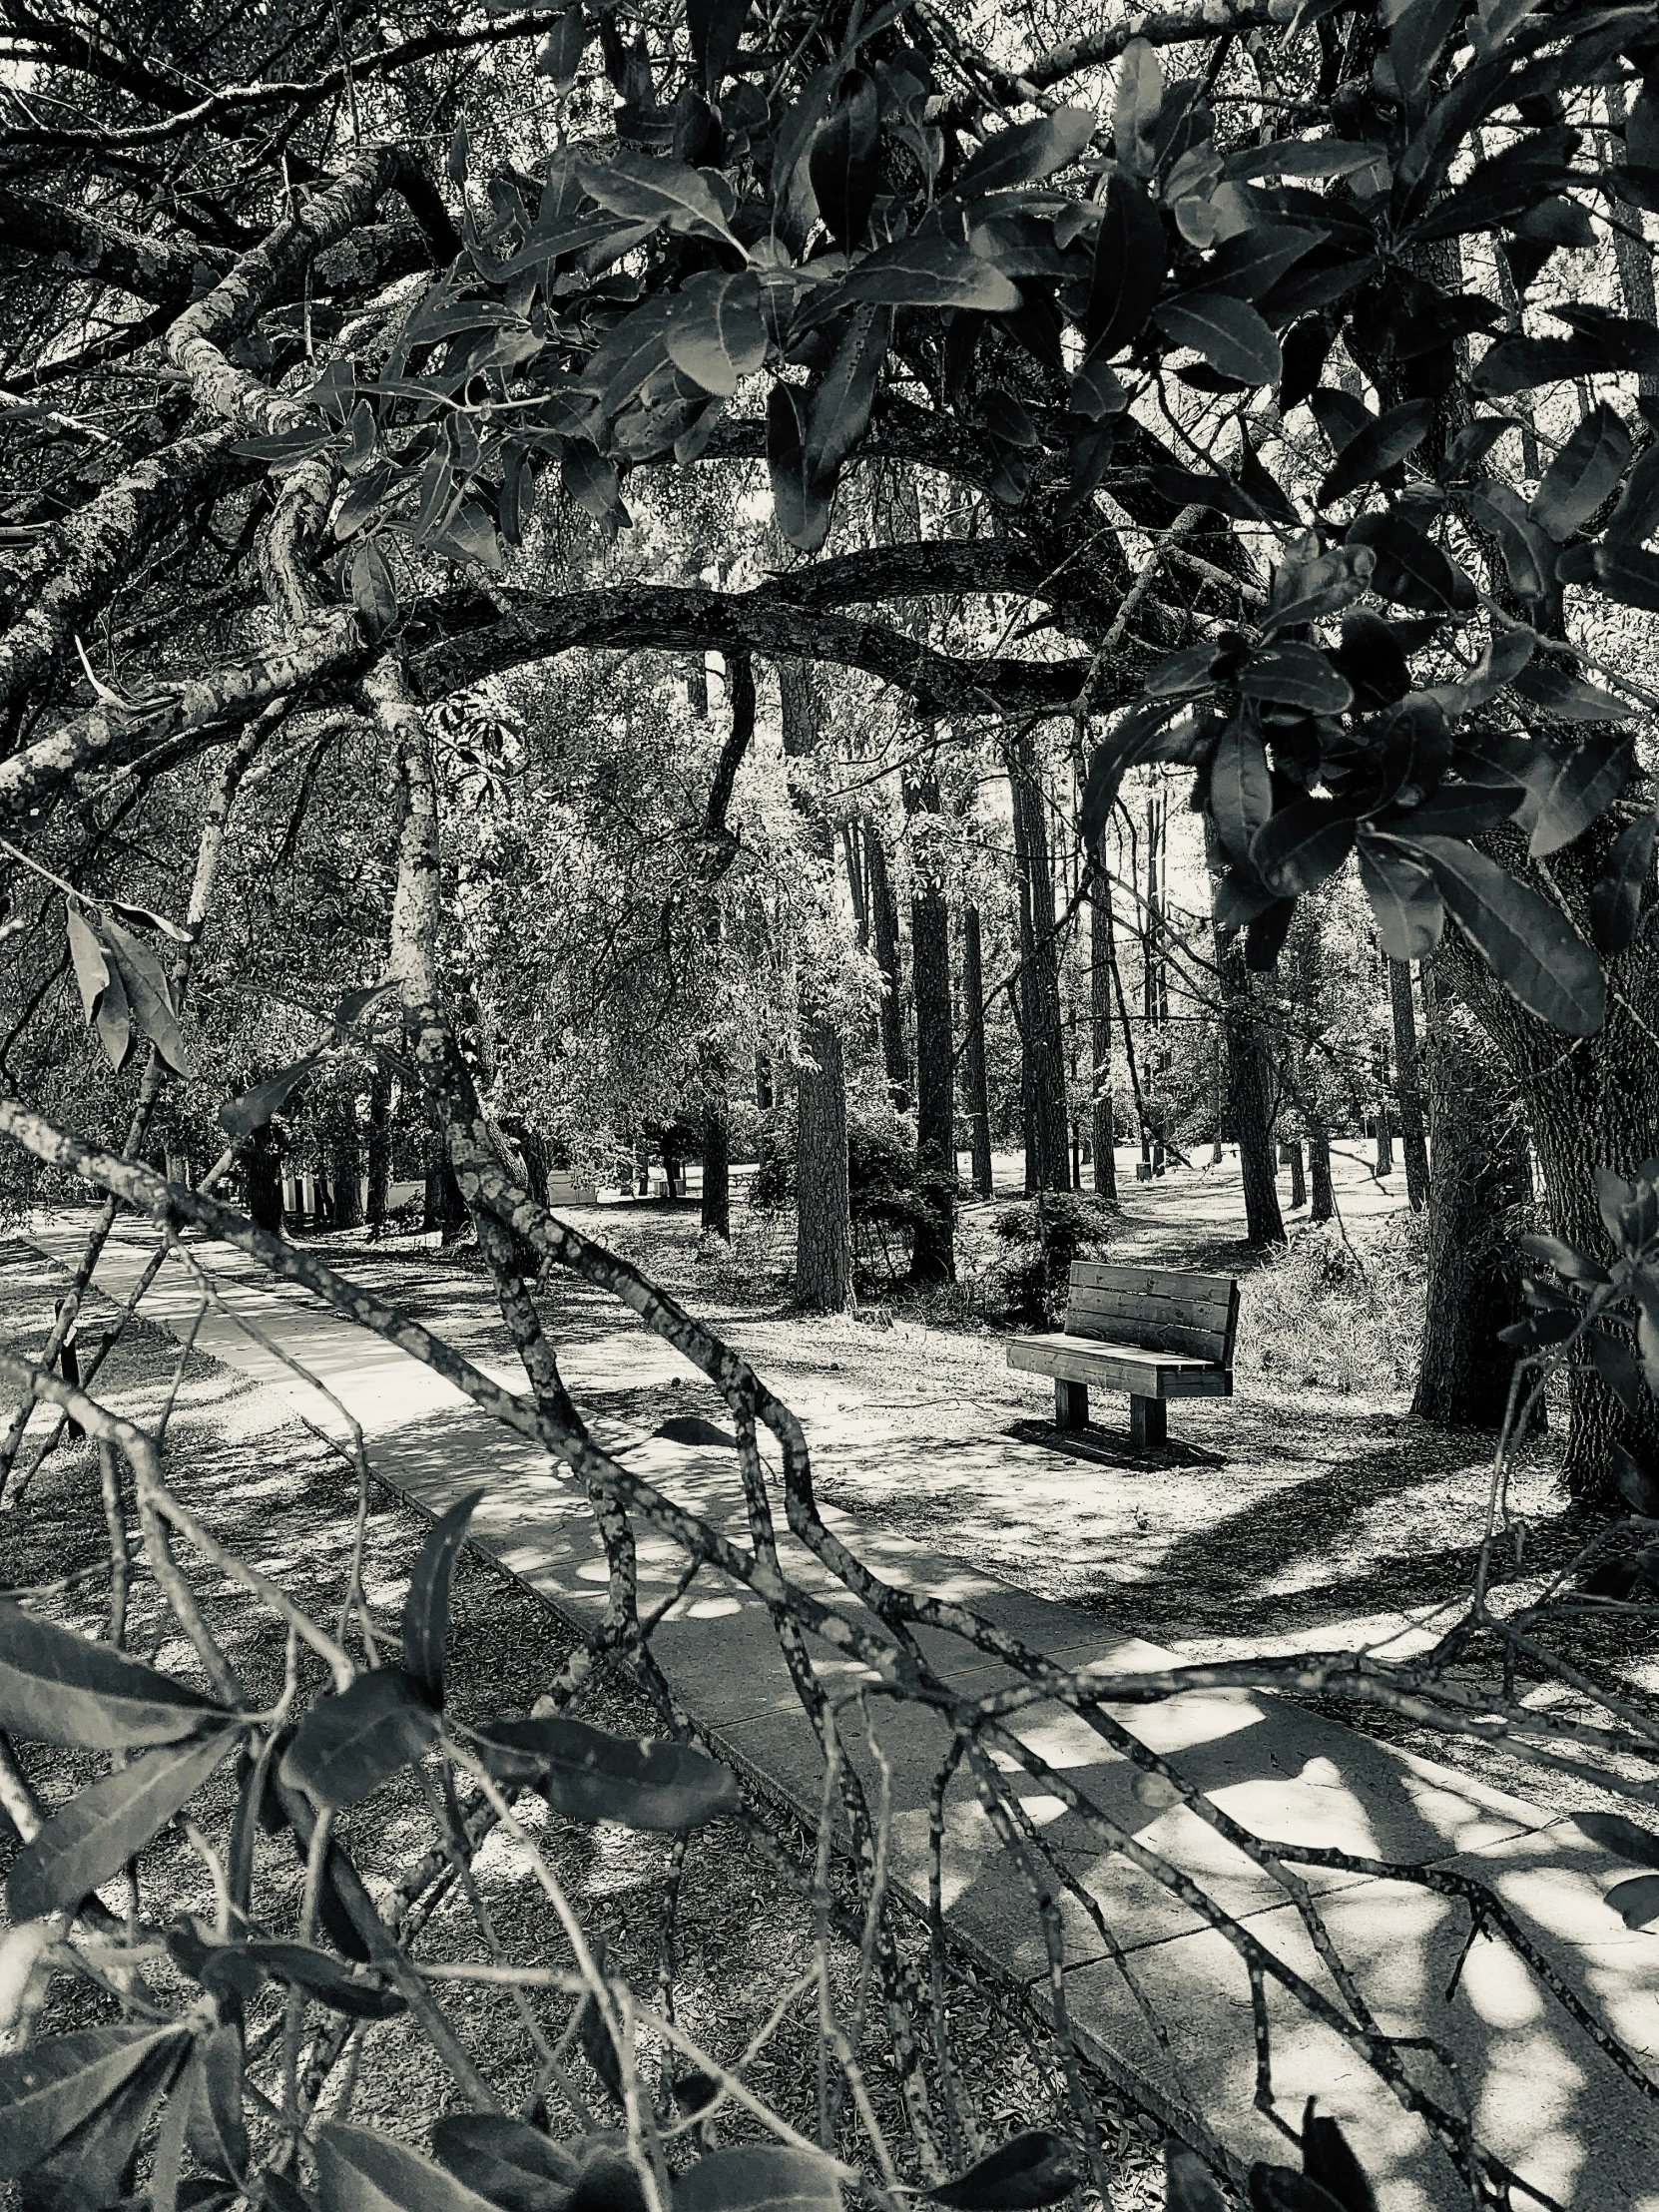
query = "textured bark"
(1308, 1120, 1335, 1223)
(1285, 1139, 1307, 1212)
(1412, 983, 1533, 1429)
(1390, 958, 1431, 1211)
(366, 1068, 392, 1228)
(1436, 818, 1659, 1492)
(907, 797, 955, 1284)
(328, 1113, 363, 1231)
(701, 1099, 731, 1241)
(961, 906, 994, 1199)
(780, 660, 853, 1312)
(1009, 741, 1070, 1193)
(864, 821, 910, 1108)
(796, 1016, 851, 1311)
(246, 1126, 283, 1233)
(1218, 935, 1285, 1247)
(1088, 854, 1118, 1201)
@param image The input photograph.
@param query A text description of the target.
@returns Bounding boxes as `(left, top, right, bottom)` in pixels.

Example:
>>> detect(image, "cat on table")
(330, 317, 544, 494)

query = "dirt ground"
(0, 1247, 1166, 2210)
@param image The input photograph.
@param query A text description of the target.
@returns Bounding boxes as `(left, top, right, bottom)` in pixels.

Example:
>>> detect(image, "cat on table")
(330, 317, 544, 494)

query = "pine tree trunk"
(864, 821, 910, 1110)
(1089, 850, 1118, 1201)
(1009, 740, 1070, 1193)
(756, 1048, 774, 1111)
(797, 1015, 851, 1310)
(1376, 1096, 1395, 1179)
(701, 1099, 731, 1241)
(247, 1126, 284, 1234)
(1390, 958, 1430, 1210)
(909, 876, 955, 1283)
(781, 659, 854, 1312)
(366, 1068, 391, 1230)
(330, 1111, 362, 1231)
(961, 906, 994, 1199)
(1216, 927, 1285, 1247)
(1286, 1140, 1307, 1212)
(1309, 1119, 1335, 1223)
(1412, 981, 1533, 1428)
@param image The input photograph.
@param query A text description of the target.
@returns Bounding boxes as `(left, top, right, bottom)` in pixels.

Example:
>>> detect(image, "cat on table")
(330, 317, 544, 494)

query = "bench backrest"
(1064, 1262, 1239, 1368)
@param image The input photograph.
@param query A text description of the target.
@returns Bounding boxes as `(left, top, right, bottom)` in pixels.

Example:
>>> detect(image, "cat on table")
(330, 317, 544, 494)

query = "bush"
(986, 1189, 1119, 1327)
(1235, 1215, 1427, 1396)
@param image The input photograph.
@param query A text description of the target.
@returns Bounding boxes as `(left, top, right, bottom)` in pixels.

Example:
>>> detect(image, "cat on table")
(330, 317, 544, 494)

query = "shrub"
(1236, 1215, 1427, 1396)
(986, 1190, 1119, 1327)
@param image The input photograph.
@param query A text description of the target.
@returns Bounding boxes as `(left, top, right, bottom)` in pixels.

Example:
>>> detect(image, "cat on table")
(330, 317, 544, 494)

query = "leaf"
(470, 1714, 740, 1830)
(1358, 841, 1444, 959)
(1079, 697, 1191, 844)
(1510, 662, 1629, 723)
(8, 1728, 237, 1919)
(1336, 610, 1411, 709)
(665, 272, 767, 397)
(188, 2025, 250, 2184)
(563, 443, 621, 522)
(578, 152, 739, 247)
(1210, 715, 1272, 865)
(279, 1669, 438, 1810)
(103, 916, 192, 1075)
(65, 904, 110, 1026)
(1086, 174, 1166, 359)
(1249, 800, 1357, 897)
(579, 1988, 626, 2105)
(107, 899, 192, 943)
(402, 1489, 484, 1707)
(1389, 0, 1464, 97)
(1238, 643, 1353, 714)
(1221, 139, 1382, 182)
(1590, 813, 1657, 956)
(1346, 511, 1474, 612)
(805, 305, 889, 482)
(236, 1942, 406, 2019)
(1474, 327, 1659, 396)
(1166, 2146, 1225, 2211)
(953, 107, 1096, 197)
(316, 2123, 505, 2212)
(218, 1057, 321, 1140)
(1578, 539, 1659, 615)
(1249, 2170, 1347, 2212)
(1524, 736, 1635, 858)
(535, 7, 587, 90)
(1529, 403, 1632, 539)
(349, 541, 397, 643)
(1463, 482, 1557, 604)
(1317, 398, 1434, 508)
(429, 2116, 580, 2212)
(335, 980, 397, 1029)
(1605, 1873, 1659, 1929)
(0, 2025, 191, 2182)
(1158, 293, 1280, 385)
(836, 238, 1021, 314)
(1246, 895, 1297, 970)
(767, 384, 830, 552)
(810, 74, 878, 254)
(0, 1598, 227, 1748)
(926, 2132, 1080, 2209)
(677, 2146, 842, 2212)
(1613, 1442, 1659, 1517)
(1113, 38, 1163, 175)
(1403, 836, 1605, 1034)
(1202, 225, 1324, 304)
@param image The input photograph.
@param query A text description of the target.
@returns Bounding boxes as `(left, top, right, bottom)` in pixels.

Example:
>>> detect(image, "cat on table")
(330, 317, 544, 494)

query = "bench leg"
(1055, 1379, 1089, 1431)
(1129, 1394, 1166, 1449)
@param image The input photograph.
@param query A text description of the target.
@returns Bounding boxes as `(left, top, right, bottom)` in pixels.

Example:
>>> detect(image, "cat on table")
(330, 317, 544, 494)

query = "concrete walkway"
(21, 1217, 1659, 2212)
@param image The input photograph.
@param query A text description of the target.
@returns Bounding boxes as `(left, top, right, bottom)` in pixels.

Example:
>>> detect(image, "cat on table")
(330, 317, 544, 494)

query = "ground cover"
(0, 1245, 1166, 2211)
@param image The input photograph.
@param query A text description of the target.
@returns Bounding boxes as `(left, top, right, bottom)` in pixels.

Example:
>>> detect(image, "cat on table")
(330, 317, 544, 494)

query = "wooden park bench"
(1006, 1262, 1240, 1448)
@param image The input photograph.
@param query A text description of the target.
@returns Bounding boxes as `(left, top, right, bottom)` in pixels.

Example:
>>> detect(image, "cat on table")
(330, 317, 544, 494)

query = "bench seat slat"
(1007, 1335, 1232, 1400)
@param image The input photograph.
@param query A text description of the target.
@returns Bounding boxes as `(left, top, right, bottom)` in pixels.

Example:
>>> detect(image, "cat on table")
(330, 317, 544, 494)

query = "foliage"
(988, 1191, 1119, 1326)
(1234, 1215, 1429, 1396)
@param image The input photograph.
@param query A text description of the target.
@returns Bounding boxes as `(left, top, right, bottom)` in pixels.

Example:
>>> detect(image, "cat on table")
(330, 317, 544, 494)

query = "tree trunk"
(1213, 904, 1285, 1247)
(781, 659, 854, 1312)
(1375, 1093, 1394, 1179)
(701, 1098, 731, 1241)
(366, 1067, 391, 1229)
(1009, 738, 1070, 1193)
(329, 1109, 362, 1231)
(1089, 849, 1118, 1201)
(908, 893, 954, 1285)
(1390, 958, 1430, 1210)
(756, 1047, 774, 1112)
(1286, 1139, 1307, 1212)
(246, 1126, 283, 1234)
(797, 1015, 851, 1310)
(1434, 813, 1659, 1491)
(424, 1136, 467, 1240)
(1412, 978, 1534, 1429)
(1309, 1118, 1335, 1223)
(864, 820, 910, 1109)
(961, 905, 994, 1199)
